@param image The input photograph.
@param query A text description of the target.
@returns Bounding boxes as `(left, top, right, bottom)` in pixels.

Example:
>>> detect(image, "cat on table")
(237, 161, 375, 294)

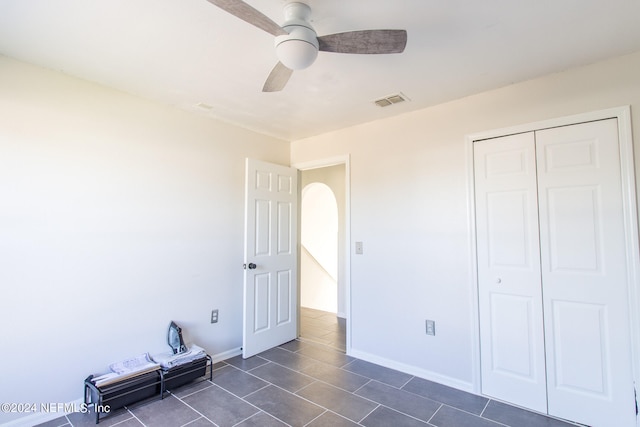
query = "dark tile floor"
(37, 327, 578, 427)
(299, 307, 346, 352)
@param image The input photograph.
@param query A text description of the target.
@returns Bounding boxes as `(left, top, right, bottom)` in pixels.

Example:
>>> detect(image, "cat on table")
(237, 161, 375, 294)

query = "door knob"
(246, 263, 257, 270)
(496, 278, 502, 284)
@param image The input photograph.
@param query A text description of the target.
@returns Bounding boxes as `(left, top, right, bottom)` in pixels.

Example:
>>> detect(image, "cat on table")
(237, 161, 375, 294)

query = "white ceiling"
(2, 0, 640, 141)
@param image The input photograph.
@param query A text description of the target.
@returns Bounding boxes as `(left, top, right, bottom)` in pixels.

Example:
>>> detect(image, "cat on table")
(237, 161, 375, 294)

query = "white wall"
(0, 56, 289, 425)
(291, 51, 640, 390)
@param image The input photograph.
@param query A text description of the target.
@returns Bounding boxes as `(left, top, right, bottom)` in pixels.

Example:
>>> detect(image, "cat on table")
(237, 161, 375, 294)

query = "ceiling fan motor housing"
(275, 2, 318, 70)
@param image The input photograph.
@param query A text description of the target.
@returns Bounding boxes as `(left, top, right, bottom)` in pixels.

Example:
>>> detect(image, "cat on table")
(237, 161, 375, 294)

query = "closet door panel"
(474, 133, 547, 413)
(536, 119, 635, 427)
(546, 186, 601, 271)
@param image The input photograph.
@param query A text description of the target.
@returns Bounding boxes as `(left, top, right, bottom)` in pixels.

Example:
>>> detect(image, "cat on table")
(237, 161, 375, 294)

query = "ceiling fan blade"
(262, 62, 294, 92)
(205, 0, 287, 36)
(318, 29, 407, 54)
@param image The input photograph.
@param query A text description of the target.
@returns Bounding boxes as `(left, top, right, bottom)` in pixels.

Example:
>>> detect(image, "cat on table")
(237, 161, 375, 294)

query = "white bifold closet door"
(475, 119, 636, 427)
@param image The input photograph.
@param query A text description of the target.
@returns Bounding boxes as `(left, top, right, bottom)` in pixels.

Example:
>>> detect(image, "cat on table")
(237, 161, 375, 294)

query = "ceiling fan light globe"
(276, 39, 318, 70)
(275, 26, 319, 70)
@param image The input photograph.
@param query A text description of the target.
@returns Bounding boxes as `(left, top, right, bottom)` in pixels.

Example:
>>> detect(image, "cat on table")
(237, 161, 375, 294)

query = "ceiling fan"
(205, 0, 408, 92)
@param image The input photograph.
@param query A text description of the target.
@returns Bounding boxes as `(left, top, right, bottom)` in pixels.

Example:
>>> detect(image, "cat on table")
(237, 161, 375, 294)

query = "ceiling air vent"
(374, 92, 409, 108)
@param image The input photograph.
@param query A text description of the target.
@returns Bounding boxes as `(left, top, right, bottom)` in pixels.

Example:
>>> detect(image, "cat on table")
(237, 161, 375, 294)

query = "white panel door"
(474, 133, 548, 412)
(243, 158, 298, 358)
(536, 119, 636, 426)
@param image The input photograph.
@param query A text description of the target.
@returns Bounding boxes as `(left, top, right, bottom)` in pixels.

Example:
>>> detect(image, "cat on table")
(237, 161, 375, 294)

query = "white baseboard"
(211, 347, 242, 363)
(348, 348, 475, 394)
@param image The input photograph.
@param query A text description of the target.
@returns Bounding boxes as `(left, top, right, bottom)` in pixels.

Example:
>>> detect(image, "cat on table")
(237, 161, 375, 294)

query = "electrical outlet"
(211, 309, 219, 324)
(426, 319, 436, 336)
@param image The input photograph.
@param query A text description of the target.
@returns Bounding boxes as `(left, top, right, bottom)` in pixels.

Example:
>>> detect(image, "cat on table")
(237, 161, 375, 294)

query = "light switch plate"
(426, 319, 436, 336)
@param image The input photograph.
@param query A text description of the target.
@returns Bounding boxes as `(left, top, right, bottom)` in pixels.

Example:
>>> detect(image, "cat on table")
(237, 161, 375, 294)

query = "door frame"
(293, 155, 352, 354)
(465, 106, 640, 409)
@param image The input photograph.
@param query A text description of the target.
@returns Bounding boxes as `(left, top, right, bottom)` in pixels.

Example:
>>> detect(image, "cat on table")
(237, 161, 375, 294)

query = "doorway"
(295, 157, 350, 353)
(301, 182, 338, 313)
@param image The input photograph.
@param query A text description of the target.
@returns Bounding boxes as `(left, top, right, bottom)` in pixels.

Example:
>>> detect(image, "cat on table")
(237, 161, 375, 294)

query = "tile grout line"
(426, 404, 444, 425)
(429, 401, 513, 427)
(302, 409, 328, 427)
(351, 378, 373, 395)
(180, 416, 211, 427)
(126, 407, 146, 427)
(399, 374, 416, 389)
(231, 410, 292, 427)
(168, 386, 225, 427)
(479, 398, 491, 417)
(356, 403, 381, 424)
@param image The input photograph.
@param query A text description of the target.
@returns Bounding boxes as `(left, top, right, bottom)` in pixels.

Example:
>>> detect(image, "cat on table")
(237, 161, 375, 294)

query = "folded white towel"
(91, 353, 160, 387)
(151, 344, 207, 369)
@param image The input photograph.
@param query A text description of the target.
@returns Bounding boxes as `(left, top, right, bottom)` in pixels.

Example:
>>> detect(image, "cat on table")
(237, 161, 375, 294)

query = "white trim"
(466, 106, 634, 142)
(293, 155, 352, 355)
(294, 155, 350, 171)
(616, 108, 640, 426)
(465, 106, 640, 420)
(211, 347, 242, 363)
(349, 348, 475, 393)
(465, 129, 482, 394)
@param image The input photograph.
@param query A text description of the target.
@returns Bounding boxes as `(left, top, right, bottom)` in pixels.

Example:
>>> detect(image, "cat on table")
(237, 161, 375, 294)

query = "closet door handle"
(496, 278, 502, 284)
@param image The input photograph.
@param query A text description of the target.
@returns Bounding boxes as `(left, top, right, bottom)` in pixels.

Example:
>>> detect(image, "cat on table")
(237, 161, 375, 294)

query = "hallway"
(299, 307, 346, 352)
